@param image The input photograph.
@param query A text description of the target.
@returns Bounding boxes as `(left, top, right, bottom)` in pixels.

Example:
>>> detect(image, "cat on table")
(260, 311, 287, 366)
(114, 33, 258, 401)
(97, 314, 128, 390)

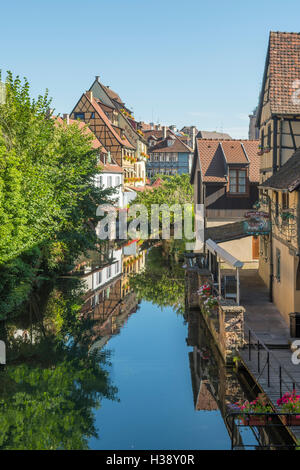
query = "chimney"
(63, 113, 70, 125)
(86, 90, 93, 101)
(163, 126, 167, 139)
(95, 75, 100, 82)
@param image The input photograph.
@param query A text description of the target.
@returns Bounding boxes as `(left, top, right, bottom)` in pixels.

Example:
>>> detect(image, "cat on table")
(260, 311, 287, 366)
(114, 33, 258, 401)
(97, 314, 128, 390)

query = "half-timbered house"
(256, 31, 300, 323)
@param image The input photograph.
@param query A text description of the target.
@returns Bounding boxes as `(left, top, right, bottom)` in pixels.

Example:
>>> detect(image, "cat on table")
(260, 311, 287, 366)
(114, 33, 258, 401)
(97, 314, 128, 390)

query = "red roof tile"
(258, 31, 300, 118)
(221, 141, 248, 164)
(196, 139, 227, 183)
(195, 139, 259, 183)
(55, 116, 107, 152)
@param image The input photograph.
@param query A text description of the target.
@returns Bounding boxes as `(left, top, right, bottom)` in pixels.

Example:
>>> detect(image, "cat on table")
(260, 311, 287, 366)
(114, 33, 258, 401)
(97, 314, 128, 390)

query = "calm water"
(90, 302, 231, 450)
(0, 243, 257, 450)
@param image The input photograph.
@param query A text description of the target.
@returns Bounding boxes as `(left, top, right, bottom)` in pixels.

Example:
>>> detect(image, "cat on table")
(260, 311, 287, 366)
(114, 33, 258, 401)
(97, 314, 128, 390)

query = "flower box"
(281, 415, 300, 426)
(241, 415, 270, 426)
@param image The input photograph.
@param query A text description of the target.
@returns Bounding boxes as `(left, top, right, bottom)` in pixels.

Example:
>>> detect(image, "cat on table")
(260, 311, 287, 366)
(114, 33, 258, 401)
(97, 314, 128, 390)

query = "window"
(275, 191, 279, 217)
(282, 192, 289, 210)
(115, 176, 121, 186)
(90, 112, 95, 119)
(276, 248, 281, 281)
(229, 169, 246, 193)
(260, 128, 264, 149)
(267, 124, 271, 148)
(95, 175, 101, 188)
(74, 112, 85, 120)
(108, 176, 112, 187)
(97, 271, 102, 284)
(115, 261, 120, 274)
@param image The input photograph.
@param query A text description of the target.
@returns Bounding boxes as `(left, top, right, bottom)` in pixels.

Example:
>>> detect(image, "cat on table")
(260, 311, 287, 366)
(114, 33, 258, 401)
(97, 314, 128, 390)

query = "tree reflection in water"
(129, 244, 185, 314)
(0, 278, 118, 450)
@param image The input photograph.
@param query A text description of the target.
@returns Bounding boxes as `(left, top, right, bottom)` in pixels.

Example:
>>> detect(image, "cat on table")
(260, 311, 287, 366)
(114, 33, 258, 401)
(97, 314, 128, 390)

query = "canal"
(0, 242, 276, 449)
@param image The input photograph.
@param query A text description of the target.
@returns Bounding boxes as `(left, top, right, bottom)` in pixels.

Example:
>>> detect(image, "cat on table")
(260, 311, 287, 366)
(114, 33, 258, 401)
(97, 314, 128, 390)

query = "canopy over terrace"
(205, 238, 244, 305)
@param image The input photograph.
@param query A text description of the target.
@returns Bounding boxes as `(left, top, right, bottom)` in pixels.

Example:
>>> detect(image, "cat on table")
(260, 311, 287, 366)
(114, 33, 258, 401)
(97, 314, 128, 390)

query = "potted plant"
(197, 283, 211, 298)
(277, 392, 300, 425)
(234, 393, 273, 426)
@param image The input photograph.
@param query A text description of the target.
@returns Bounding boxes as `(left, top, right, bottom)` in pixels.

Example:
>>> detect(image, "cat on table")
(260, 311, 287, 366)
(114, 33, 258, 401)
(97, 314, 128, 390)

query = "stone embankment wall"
(186, 267, 244, 363)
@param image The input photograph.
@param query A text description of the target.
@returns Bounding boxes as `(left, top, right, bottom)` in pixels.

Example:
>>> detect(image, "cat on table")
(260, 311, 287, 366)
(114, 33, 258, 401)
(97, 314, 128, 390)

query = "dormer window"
(229, 169, 246, 194)
(167, 138, 174, 147)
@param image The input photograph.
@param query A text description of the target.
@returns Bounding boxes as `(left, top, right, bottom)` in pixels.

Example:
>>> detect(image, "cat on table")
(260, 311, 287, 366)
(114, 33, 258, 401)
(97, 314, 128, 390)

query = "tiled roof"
(85, 93, 135, 150)
(243, 141, 260, 182)
(260, 147, 300, 191)
(258, 31, 300, 119)
(99, 162, 123, 173)
(194, 139, 259, 184)
(146, 129, 192, 153)
(55, 116, 107, 152)
(197, 130, 232, 140)
(221, 141, 249, 164)
(196, 140, 227, 183)
(102, 85, 124, 105)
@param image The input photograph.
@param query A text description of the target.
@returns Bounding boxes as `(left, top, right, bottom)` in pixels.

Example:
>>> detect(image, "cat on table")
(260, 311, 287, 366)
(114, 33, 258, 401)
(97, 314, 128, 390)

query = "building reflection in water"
(80, 241, 146, 352)
(186, 308, 252, 449)
(186, 308, 296, 449)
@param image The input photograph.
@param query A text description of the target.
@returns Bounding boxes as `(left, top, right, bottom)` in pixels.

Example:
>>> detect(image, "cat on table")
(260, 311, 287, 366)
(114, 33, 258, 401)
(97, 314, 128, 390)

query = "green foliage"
(129, 246, 185, 314)
(0, 279, 118, 450)
(130, 174, 193, 224)
(0, 72, 112, 318)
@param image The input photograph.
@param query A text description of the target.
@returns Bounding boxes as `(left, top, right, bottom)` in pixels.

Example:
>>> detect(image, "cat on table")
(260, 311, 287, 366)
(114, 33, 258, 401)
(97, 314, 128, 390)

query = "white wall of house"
(84, 249, 122, 293)
(95, 172, 123, 208)
(92, 248, 122, 290)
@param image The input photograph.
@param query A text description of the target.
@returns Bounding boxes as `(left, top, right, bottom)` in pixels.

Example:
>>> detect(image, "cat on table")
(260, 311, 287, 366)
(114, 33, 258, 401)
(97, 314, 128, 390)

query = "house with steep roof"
(256, 31, 300, 183)
(144, 127, 193, 177)
(255, 31, 300, 322)
(70, 89, 147, 198)
(89, 76, 148, 184)
(258, 147, 300, 323)
(56, 114, 125, 208)
(190, 138, 260, 263)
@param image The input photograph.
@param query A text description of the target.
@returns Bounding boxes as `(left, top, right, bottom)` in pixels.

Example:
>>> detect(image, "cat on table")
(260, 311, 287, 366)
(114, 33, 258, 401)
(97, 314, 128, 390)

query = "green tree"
(0, 279, 118, 450)
(0, 72, 113, 319)
(129, 245, 185, 314)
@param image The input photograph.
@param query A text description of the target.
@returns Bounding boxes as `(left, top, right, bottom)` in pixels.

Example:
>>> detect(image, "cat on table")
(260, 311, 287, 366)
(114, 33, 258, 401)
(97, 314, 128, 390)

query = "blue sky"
(1, 0, 300, 138)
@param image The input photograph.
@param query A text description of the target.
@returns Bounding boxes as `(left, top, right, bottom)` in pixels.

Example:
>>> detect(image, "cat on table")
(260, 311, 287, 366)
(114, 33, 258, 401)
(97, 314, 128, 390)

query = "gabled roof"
(55, 116, 107, 152)
(257, 31, 300, 125)
(102, 85, 124, 105)
(84, 92, 135, 150)
(260, 147, 300, 191)
(196, 140, 227, 183)
(243, 141, 260, 182)
(197, 130, 232, 140)
(145, 129, 192, 153)
(221, 141, 248, 164)
(190, 139, 260, 184)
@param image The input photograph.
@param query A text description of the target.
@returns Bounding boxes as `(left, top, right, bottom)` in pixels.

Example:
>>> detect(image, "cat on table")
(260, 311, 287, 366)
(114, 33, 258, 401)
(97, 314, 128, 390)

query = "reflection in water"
(0, 241, 279, 450)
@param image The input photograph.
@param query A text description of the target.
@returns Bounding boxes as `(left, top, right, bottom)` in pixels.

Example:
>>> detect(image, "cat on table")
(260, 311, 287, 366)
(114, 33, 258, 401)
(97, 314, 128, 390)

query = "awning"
(205, 238, 244, 268)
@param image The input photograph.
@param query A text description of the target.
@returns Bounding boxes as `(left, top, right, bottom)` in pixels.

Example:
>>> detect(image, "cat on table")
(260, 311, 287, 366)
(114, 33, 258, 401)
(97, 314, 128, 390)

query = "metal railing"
(244, 324, 300, 398)
(225, 411, 300, 450)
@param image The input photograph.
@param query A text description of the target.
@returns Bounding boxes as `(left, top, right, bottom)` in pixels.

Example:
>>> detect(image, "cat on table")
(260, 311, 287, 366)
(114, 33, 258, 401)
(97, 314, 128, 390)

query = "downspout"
(279, 117, 283, 168)
(268, 194, 273, 302)
(273, 116, 278, 174)
(269, 117, 278, 301)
